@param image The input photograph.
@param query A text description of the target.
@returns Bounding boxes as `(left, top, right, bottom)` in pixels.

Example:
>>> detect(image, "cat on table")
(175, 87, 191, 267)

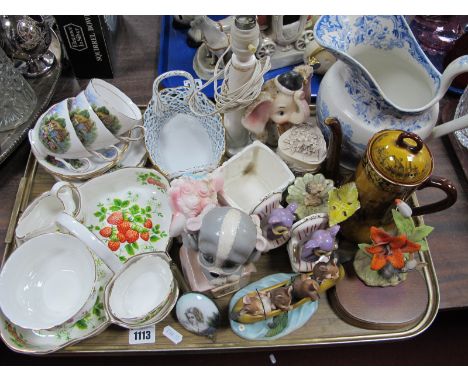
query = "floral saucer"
(0, 257, 112, 355)
(78, 168, 171, 263)
(31, 128, 145, 182)
(50, 133, 147, 183)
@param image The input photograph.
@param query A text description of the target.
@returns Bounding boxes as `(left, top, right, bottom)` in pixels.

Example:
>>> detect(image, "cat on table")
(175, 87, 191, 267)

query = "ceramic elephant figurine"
(241, 65, 312, 146)
(266, 203, 297, 240)
(185, 206, 268, 285)
(301, 225, 340, 263)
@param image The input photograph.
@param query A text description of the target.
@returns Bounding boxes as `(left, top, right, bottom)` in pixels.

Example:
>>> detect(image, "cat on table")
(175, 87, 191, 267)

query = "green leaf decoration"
(327, 182, 360, 226)
(146, 206, 151, 212)
(121, 200, 130, 208)
(419, 240, 429, 252)
(407, 225, 434, 243)
(100, 207, 107, 213)
(130, 204, 140, 215)
(132, 242, 139, 249)
(110, 206, 120, 212)
(99, 216, 105, 222)
(265, 312, 289, 338)
(150, 236, 159, 242)
(392, 209, 415, 235)
(134, 216, 144, 223)
(125, 244, 134, 256)
(74, 319, 88, 330)
(94, 211, 102, 218)
(358, 243, 371, 252)
(119, 256, 127, 262)
(113, 199, 122, 207)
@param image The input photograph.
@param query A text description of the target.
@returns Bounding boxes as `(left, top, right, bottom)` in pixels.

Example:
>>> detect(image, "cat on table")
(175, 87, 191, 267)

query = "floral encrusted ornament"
(354, 201, 433, 287)
(286, 173, 334, 219)
(354, 227, 420, 287)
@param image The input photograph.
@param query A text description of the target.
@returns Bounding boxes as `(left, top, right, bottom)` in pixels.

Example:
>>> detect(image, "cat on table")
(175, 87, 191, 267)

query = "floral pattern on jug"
(38, 113, 71, 154)
(70, 108, 98, 147)
(314, 15, 441, 88)
(343, 66, 434, 131)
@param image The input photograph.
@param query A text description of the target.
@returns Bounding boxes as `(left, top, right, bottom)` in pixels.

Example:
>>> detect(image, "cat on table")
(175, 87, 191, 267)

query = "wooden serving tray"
(2, 153, 440, 354)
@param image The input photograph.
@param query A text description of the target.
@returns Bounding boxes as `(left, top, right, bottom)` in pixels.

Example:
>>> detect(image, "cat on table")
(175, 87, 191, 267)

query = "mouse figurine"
(239, 291, 273, 317)
(292, 274, 320, 301)
(269, 285, 293, 311)
(312, 255, 340, 283)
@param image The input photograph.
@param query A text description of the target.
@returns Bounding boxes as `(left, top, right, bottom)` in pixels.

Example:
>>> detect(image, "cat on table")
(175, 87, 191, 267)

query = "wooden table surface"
(0, 14, 467, 346)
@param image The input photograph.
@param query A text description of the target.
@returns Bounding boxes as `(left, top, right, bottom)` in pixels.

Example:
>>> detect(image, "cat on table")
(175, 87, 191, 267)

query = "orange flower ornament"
(365, 227, 421, 271)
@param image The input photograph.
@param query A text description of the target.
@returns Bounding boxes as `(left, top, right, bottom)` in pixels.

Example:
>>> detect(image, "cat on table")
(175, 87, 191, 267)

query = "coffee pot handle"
(322, 117, 342, 183)
(411, 176, 457, 216)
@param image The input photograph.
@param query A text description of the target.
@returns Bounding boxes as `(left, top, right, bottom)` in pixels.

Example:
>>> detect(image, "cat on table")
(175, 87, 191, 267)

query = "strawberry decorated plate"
(77, 168, 171, 263)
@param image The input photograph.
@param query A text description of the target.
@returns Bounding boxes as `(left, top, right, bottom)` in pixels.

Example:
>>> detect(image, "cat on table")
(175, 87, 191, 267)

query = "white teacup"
(0, 233, 98, 330)
(15, 181, 81, 244)
(84, 79, 143, 138)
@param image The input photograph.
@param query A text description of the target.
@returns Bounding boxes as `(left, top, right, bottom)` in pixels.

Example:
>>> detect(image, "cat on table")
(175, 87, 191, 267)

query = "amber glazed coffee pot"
(342, 130, 457, 243)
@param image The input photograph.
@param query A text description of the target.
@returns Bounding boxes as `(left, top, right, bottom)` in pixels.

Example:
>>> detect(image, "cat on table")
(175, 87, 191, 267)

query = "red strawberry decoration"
(108, 241, 120, 251)
(117, 221, 131, 234)
(117, 232, 126, 243)
(99, 226, 112, 238)
(125, 229, 139, 243)
(107, 212, 123, 225)
(140, 232, 150, 241)
(144, 219, 153, 229)
(147, 177, 166, 190)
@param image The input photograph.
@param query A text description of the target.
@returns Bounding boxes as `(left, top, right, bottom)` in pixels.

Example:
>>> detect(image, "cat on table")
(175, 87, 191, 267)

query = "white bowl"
(107, 254, 173, 321)
(0, 233, 96, 330)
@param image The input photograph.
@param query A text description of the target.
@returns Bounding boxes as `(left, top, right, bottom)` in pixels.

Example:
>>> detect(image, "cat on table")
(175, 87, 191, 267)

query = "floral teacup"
(84, 79, 143, 137)
(33, 100, 93, 163)
(68, 93, 126, 160)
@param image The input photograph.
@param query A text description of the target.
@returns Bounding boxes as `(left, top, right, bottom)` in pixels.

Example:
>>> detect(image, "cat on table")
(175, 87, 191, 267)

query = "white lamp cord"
(188, 43, 271, 117)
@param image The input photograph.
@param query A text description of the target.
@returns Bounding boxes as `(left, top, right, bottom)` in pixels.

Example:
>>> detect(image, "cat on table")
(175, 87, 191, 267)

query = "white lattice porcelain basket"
(144, 71, 225, 179)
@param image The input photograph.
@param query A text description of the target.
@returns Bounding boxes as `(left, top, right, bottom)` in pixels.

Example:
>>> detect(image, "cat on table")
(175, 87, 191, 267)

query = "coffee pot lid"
(369, 130, 433, 185)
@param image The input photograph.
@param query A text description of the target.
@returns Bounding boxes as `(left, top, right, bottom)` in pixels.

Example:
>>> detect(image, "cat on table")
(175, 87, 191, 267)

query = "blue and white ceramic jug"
(314, 15, 468, 169)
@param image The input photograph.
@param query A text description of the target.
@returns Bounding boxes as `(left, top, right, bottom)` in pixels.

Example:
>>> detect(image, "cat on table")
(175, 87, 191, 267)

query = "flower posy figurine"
(354, 200, 433, 287)
(168, 173, 224, 237)
(286, 173, 334, 219)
